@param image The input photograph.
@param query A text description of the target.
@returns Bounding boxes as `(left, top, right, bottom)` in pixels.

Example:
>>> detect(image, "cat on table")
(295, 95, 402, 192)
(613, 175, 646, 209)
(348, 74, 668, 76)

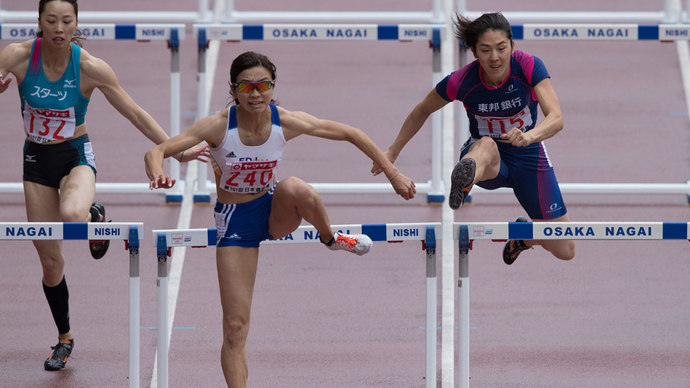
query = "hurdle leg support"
(427, 27, 445, 204)
(156, 233, 170, 388)
(457, 225, 470, 388)
(194, 28, 211, 204)
(128, 226, 141, 388)
(425, 226, 437, 387)
(166, 27, 184, 204)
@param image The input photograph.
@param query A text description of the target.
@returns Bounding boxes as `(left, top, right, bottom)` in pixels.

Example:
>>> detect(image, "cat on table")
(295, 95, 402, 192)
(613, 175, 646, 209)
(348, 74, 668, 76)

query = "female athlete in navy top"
(436, 49, 548, 140)
(373, 12, 575, 265)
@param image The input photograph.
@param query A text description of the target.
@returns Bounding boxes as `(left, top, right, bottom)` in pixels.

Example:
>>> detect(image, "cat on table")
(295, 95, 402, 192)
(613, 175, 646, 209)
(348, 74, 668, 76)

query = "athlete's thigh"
(506, 143, 567, 220)
(23, 181, 63, 257)
(267, 177, 311, 238)
(59, 165, 96, 222)
(512, 168, 567, 220)
(24, 181, 61, 222)
(532, 213, 575, 260)
(216, 246, 259, 318)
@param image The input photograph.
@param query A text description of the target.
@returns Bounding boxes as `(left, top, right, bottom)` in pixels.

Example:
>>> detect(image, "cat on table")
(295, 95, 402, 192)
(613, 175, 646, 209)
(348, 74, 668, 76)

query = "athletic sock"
(42, 275, 71, 335)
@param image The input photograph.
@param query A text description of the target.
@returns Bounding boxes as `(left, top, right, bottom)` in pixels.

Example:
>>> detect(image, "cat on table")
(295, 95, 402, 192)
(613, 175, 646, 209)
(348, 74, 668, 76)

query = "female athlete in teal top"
(0, 0, 208, 371)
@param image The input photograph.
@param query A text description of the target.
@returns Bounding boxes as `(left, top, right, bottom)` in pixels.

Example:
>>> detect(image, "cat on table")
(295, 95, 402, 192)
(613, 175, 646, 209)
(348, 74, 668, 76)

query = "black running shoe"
(503, 217, 531, 265)
(88, 202, 110, 260)
(449, 158, 476, 210)
(44, 339, 74, 371)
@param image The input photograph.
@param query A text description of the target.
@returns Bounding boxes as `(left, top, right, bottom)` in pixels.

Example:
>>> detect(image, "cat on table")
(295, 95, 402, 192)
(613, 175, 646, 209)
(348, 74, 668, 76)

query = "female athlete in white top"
(145, 51, 416, 387)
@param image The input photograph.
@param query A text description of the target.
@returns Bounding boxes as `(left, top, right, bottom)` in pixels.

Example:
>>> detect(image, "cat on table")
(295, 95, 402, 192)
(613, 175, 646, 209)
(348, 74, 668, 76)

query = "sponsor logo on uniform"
(546, 202, 562, 214)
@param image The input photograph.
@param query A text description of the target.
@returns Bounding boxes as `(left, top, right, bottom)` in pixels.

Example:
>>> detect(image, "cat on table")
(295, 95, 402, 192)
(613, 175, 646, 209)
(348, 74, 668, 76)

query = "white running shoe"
(326, 232, 373, 256)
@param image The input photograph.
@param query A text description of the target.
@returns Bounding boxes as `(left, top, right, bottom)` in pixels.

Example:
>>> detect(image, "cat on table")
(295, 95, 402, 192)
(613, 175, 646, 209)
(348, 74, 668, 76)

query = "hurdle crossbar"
(152, 222, 441, 388)
(0, 24, 186, 203)
(510, 23, 690, 41)
(454, 221, 690, 388)
(0, 222, 144, 388)
(221, 0, 445, 24)
(191, 24, 448, 204)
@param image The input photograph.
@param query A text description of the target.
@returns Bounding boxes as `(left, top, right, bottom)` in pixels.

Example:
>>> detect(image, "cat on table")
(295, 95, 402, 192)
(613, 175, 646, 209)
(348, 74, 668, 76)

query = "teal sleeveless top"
(18, 38, 90, 143)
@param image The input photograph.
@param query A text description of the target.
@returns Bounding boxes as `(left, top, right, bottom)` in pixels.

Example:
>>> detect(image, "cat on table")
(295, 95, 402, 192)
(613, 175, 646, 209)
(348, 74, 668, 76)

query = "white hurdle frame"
(152, 222, 441, 388)
(221, 0, 445, 24)
(453, 221, 690, 388)
(0, 24, 186, 202)
(192, 24, 449, 204)
(0, 221, 144, 388)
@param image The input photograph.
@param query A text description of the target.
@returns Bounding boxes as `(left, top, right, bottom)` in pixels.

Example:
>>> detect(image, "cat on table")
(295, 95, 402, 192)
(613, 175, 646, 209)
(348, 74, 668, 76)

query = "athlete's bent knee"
(59, 206, 86, 223)
(276, 177, 318, 202)
(471, 136, 498, 154)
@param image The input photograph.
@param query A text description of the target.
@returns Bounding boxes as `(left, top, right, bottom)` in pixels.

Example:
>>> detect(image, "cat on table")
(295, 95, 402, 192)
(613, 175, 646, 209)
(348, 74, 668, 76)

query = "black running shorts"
(23, 134, 97, 188)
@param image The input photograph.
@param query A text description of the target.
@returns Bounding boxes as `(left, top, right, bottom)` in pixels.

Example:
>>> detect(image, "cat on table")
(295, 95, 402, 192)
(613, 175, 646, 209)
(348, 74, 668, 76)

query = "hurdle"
(191, 23, 449, 204)
(152, 222, 441, 388)
(453, 221, 690, 388)
(220, 0, 445, 24)
(0, 221, 144, 388)
(0, 23, 187, 203)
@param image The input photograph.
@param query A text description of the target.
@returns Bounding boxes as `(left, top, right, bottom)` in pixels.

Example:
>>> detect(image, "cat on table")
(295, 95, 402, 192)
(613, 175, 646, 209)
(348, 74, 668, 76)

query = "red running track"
(1, 0, 689, 387)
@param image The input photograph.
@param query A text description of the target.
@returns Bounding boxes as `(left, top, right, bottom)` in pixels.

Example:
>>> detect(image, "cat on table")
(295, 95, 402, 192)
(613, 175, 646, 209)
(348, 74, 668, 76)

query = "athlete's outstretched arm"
(145, 113, 225, 189)
(279, 107, 416, 200)
(372, 89, 449, 175)
(80, 50, 209, 162)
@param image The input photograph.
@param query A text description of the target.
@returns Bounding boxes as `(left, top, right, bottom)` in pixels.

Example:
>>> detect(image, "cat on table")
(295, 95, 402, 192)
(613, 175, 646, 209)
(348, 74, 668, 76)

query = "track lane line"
(149, 162, 197, 388)
(149, 1, 224, 385)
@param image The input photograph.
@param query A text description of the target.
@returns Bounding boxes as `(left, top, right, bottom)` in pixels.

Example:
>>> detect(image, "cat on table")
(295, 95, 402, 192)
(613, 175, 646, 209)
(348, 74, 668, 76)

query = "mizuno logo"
(25, 155, 37, 163)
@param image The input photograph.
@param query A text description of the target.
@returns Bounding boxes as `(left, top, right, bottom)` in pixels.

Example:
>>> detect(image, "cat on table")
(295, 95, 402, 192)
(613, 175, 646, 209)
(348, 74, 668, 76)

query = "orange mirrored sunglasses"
(233, 80, 275, 93)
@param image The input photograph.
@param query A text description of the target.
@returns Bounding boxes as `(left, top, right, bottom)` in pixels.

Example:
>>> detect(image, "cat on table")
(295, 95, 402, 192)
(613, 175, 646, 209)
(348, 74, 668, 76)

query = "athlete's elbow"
(550, 113, 564, 134)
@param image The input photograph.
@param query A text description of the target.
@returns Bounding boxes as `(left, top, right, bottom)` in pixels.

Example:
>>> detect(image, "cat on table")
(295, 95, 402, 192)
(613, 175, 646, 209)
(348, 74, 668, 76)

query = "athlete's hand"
(0, 73, 13, 94)
(388, 171, 416, 200)
(180, 144, 211, 163)
(149, 174, 176, 190)
(500, 128, 535, 147)
(371, 149, 396, 176)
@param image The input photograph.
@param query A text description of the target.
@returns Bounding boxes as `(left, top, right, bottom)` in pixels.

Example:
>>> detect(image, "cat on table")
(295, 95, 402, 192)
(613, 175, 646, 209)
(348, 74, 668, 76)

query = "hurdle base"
(426, 194, 445, 204)
(165, 194, 183, 204)
(193, 194, 212, 204)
